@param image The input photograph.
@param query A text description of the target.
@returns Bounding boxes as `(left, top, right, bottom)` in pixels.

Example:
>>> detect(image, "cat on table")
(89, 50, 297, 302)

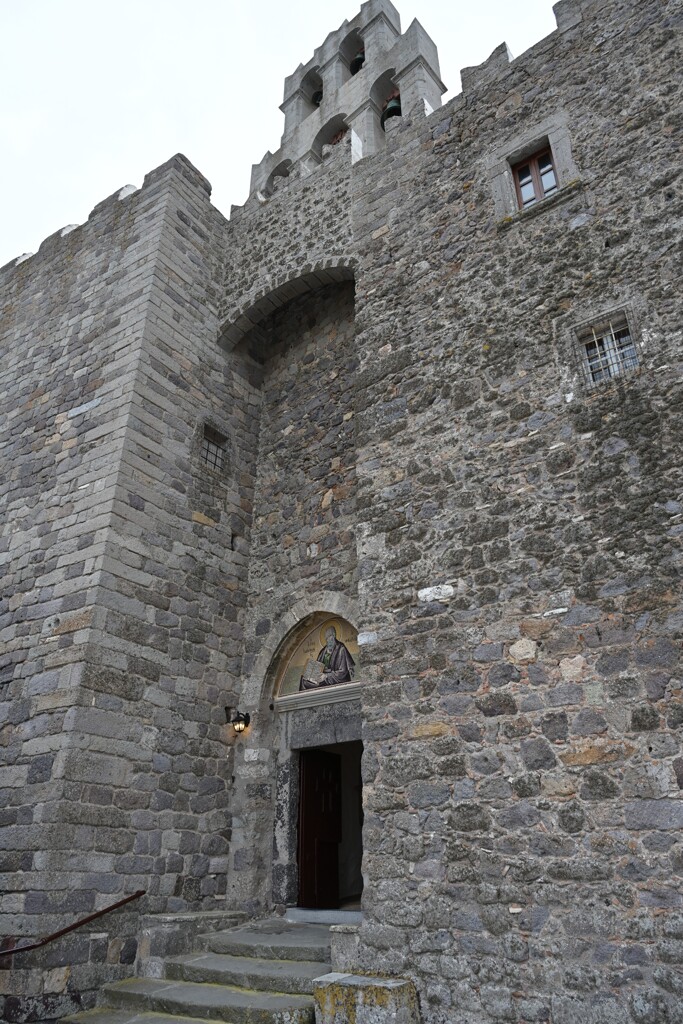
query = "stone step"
(102, 977, 315, 1024)
(199, 920, 331, 964)
(139, 912, 249, 978)
(165, 951, 331, 995)
(63, 1011, 225, 1024)
(62, 1011, 135, 1024)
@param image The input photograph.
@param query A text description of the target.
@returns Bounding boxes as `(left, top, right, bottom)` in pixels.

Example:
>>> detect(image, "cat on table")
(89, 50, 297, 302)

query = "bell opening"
(350, 50, 365, 75)
(301, 67, 324, 115)
(380, 94, 402, 131)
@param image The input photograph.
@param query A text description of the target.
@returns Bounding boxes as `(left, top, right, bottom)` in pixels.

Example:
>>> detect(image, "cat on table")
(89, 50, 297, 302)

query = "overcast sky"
(0, 0, 557, 268)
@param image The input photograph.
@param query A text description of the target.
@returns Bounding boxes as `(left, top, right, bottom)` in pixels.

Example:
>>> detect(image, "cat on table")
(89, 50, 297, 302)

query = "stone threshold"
(285, 908, 363, 925)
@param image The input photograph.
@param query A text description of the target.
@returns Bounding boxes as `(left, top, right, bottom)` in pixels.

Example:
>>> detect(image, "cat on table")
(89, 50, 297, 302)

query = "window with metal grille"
(512, 148, 558, 209)
(201, 426, 227, 472)
(581, 317, 639, 385)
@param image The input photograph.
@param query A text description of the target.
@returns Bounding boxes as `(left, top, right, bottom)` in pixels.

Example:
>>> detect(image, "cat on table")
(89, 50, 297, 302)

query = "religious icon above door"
(274, 616, 359, 698)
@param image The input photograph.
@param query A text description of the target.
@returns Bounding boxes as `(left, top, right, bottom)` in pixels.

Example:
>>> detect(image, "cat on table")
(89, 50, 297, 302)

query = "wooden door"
(298, 749, 342, 909)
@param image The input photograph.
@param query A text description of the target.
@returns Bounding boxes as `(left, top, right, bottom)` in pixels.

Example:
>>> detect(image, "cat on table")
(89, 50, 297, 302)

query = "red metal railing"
(0, 890, 145, 959)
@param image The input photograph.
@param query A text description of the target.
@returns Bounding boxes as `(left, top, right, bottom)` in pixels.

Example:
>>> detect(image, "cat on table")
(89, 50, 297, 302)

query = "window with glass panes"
(581, 317, 639, 384)
(512, 149, 558, 209)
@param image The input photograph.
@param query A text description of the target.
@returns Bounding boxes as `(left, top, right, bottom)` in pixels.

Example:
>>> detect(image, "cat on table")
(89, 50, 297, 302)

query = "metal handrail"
(0, 890, 145, 959)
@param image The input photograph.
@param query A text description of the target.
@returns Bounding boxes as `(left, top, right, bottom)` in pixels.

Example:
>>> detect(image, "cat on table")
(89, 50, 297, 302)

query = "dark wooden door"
(298, 750, 342, 909)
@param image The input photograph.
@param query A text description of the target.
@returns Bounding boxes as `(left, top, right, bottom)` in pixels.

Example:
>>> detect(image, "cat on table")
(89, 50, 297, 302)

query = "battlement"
(0, 154, 215, 287)
(2, 0, 590, 266)
(249, 0, 445, 195)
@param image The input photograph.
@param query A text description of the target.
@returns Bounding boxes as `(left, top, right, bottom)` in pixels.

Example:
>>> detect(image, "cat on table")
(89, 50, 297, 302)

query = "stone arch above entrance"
(260, 605, 363, 912)
(217, 258, 357, 352)
(242, 592, 359, 708)
(273, 612, 359, 699)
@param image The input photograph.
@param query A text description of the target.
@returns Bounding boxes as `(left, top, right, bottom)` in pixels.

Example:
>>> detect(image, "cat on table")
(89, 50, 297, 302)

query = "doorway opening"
(297, 740, 363, 910)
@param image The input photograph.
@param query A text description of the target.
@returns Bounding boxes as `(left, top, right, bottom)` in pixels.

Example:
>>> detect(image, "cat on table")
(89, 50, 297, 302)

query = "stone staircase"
(63, 919, 333, 1024)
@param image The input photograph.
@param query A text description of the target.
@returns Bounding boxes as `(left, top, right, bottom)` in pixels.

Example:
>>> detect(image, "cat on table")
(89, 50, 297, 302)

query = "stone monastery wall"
(1, 0, 682, 1021)
(0, 159, 248, 1015)
(346, 2, 683, 1021)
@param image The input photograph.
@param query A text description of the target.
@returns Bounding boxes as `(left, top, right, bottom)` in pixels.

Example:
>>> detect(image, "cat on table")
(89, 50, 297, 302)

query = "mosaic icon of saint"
(299, 625, 355, 691)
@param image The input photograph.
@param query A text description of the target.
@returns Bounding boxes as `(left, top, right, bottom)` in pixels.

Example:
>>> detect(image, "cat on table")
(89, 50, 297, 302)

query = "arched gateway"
(270, 612, 363, 910)
(226, 608, 364, 912)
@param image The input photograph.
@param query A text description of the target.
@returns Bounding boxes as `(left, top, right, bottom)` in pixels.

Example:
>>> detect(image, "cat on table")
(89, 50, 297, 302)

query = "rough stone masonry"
(1, 0, 682, 1021)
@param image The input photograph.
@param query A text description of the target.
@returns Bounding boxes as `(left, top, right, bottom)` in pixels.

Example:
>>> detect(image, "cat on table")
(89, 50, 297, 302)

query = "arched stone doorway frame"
(229, 592, 362, 912)
(242, 591, 360, 709)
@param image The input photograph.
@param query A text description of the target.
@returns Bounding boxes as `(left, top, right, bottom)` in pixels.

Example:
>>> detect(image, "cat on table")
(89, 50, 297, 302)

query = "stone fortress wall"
(1, 0, 682, 1020)
(0, 157, 252, 1018)
(345, 1, 683, 1020)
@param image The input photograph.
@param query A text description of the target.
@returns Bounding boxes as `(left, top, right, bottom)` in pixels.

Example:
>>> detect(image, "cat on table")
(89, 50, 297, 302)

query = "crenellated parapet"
(0, 158, 213, 286)
(249, 0, 446, 195)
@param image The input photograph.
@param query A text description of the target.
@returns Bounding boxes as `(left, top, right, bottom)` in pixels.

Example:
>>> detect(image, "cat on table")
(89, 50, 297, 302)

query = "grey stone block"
(625, 801, 683, 831)
(314, 973, 420, 1024)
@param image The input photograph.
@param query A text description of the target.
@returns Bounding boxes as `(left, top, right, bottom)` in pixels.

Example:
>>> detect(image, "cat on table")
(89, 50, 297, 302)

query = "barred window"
(201, 426, 227, 472)
(580, 316, 639, 385)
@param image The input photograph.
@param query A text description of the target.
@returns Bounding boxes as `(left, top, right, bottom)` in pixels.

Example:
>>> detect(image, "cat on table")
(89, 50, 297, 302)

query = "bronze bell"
(380, 96, 402, 129)
(312, 89, 323, 107)
(350, 50, 365, 75)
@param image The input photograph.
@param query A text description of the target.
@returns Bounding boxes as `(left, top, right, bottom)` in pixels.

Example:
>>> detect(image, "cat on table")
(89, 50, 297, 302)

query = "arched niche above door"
(273, 612, 360, 711)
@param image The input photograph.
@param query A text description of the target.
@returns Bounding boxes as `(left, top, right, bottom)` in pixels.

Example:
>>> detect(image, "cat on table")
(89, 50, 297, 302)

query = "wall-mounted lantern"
(225, 708, 251, 734)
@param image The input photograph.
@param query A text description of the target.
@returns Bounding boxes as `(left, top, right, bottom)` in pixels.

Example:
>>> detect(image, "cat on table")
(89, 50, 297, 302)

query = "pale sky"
(0, 0, 558, 268)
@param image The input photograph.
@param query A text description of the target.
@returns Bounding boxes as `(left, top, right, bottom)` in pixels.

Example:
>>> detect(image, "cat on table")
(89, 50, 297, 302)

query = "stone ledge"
(496, 178, 585, 231)
(136, 910, 246, 977)
(329, 923, 360, 972)
(275, 681, 362, 712)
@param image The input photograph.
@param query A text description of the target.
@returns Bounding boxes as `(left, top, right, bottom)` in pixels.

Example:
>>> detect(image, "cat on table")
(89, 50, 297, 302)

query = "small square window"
(512, 148, 558, 209)
(488, 117, 580, 222)
(201, 426, 227, 472)
(579, 315, 639, 385)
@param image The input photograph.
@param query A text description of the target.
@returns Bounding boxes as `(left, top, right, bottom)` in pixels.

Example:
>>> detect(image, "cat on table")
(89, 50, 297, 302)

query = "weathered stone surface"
(2, 1, 682, 1022)
(450, 802, 492, 833)
(475, 692, 518, 717)
(580, 769, 620, 801)
(542, 712, 569, 741)
(314, 973, 420, 1024)
(631, 704, 661, 732)
(571, 708, 608, 736)
(625, 801, 683, 831)
(560, 741, 637, 766)
(520, 737, 557, 770)
(417, 584, 454, 604)
(557, 801, 585, 834)
(509, 638, 538, 663)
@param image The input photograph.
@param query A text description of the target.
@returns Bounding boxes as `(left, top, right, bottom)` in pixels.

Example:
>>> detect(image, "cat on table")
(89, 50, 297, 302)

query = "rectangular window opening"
(512, 148, 557, 210)
(580, 316, 639, 385)
(201, 426, 227, 472)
